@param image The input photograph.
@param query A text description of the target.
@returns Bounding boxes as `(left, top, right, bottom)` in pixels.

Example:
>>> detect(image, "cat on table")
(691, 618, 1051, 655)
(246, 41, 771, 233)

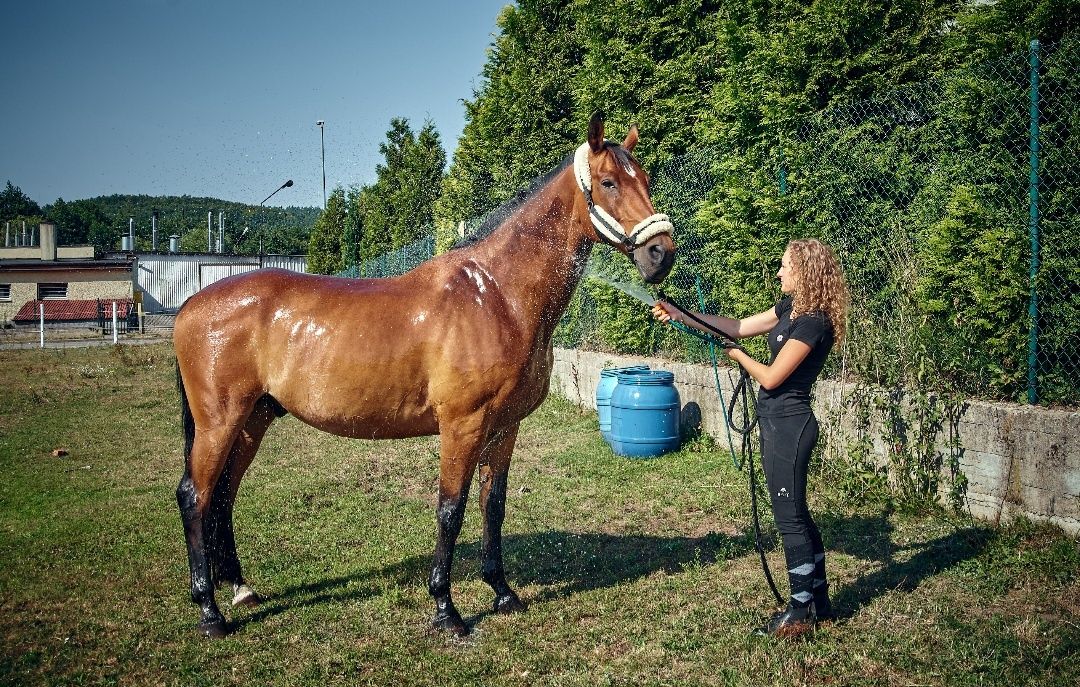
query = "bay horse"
(173, 112, 676, 638)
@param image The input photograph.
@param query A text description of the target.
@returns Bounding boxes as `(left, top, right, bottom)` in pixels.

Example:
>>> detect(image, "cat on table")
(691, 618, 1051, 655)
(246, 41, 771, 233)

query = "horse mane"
(451, 152, 574, 250)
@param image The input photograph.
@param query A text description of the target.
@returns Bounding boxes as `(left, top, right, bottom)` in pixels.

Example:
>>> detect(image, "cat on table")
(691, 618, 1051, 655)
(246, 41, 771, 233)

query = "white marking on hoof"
(231, 584, 261, 608)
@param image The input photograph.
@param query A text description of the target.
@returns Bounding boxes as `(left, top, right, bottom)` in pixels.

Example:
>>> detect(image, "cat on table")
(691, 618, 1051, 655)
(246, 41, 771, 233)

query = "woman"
(652, 238, 849, 638)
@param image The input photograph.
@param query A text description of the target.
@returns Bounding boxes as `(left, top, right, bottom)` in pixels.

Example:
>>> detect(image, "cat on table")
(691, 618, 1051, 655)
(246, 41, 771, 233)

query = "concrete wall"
(68, 280, 134, 301)
(0, 247, 43, 259)
(0, 246, 94, 260)
(551, 348, 1080, 536)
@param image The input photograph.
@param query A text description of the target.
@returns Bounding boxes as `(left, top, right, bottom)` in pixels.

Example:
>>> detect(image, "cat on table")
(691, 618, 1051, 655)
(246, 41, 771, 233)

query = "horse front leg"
(429, 480, 472, 636)
(478, 424, 526, 615)
(429, 420, 485, 636)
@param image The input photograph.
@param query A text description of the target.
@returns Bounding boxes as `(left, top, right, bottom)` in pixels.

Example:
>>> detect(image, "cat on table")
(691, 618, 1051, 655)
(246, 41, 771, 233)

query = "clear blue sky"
(2, 0, 510, 208)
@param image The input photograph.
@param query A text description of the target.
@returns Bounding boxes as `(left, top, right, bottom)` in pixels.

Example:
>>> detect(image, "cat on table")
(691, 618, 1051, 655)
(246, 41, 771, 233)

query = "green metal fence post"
(777, 146, 788, 196)
(1027, 39, 1041, 405)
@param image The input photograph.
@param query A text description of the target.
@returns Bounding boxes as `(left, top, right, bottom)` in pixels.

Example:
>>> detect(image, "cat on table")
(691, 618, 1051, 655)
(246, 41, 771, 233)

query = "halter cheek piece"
(574, 142, 674, 251)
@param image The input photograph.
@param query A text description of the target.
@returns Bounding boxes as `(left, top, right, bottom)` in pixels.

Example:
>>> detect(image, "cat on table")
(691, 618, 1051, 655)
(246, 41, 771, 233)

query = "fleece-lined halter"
(574, 141, 674, 251)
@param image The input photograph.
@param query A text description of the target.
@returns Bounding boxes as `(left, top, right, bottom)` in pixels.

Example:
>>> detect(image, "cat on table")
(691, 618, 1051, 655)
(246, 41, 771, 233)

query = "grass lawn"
(1, 343, 1077, 686)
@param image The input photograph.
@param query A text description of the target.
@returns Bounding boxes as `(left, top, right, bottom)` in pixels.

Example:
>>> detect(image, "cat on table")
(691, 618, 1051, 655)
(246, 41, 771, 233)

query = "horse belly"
(272, 370, 439, 440)
(296, 407, 438, 441)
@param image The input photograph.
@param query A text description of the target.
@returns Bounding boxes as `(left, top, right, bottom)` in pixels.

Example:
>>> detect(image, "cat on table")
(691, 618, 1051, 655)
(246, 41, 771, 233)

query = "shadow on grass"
(232, 556, 427, 631)
(231, 511, 994, 632)
(818, 510, 994, 619)
(232, 527, 755, 632)
(485, 528, 755, 601)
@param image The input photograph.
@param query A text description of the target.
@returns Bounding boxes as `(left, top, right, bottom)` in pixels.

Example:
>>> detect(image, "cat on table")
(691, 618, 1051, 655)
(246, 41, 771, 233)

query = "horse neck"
(467, 170, 594, 335)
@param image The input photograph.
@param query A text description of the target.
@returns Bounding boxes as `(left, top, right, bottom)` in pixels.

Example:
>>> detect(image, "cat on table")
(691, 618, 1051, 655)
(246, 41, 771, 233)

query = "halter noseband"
(574, 142, 673, 251)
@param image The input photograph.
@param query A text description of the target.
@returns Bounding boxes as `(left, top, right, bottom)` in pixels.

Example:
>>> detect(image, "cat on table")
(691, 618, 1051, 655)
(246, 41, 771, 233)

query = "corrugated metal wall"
(135, 254, 307, 311)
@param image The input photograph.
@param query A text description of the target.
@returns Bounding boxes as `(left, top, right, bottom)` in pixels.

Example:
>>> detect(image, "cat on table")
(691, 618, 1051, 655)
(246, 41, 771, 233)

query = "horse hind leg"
(176, 428, 233, 638)
(478, 424, 527, 615)
(206, 397, 278, 609)
(176, 387, 262, 638)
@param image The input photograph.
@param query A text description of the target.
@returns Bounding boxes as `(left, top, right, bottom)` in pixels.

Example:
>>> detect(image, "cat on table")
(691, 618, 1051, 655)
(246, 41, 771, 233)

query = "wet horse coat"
(174, 114, 675, 637)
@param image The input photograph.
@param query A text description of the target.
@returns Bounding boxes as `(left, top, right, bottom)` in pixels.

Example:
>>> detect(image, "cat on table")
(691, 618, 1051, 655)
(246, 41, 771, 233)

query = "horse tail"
(176, 360, 195, 465)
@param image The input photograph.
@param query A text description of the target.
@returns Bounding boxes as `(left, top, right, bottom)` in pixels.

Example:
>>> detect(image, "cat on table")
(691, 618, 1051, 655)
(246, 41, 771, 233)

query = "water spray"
(586, 270, 656, 306)
(589, 268, 783, 605)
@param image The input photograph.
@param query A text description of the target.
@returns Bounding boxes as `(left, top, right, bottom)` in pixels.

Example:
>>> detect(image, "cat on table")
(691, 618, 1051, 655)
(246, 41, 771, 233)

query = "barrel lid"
(601, 365, 650, 378)
(615, 369, 674, 385)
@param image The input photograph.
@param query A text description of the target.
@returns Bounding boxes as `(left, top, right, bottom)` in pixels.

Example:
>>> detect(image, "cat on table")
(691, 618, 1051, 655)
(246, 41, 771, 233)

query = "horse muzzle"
(632, 234, 676, 284)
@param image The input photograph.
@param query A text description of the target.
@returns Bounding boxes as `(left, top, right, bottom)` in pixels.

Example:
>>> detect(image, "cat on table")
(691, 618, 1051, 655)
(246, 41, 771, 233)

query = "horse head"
(574, 111, 676, 284)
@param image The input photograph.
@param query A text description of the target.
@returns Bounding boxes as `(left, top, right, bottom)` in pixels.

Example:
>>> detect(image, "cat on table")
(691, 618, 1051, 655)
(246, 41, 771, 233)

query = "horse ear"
(588, 111, 605, 152)
(623, 124, 639, 153)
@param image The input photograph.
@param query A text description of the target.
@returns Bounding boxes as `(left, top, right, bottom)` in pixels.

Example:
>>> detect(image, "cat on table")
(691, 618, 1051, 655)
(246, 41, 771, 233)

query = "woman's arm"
(651, 302, 778, 339)
(726, 339, 812, 390)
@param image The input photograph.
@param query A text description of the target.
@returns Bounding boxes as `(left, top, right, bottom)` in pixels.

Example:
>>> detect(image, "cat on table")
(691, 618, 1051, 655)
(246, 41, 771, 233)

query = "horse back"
(174, 266, 551, 439)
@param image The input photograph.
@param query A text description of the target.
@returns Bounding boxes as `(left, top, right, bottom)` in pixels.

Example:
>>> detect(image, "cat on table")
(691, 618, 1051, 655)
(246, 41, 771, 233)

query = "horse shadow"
(231, 509, 994, 632)
(816, 510, 994, 619)
(231, 527, 757, 632)
(471, 528, 754, 602)
(231, 556, 425, 632)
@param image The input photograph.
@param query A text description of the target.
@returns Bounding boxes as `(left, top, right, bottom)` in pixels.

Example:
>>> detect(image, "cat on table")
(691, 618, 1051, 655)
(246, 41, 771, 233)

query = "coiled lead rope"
(658, 289, 785, 605)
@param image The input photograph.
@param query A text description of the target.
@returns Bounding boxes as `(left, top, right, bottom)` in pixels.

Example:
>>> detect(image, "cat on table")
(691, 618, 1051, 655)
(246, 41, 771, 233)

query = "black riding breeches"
(758, 411, 825, 608)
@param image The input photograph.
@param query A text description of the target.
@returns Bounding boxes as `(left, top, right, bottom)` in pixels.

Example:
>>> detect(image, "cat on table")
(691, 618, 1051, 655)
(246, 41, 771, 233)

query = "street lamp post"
(257, 179, 294, 257)
(259, 179, 294, 206)
(316, 120, 326, 209)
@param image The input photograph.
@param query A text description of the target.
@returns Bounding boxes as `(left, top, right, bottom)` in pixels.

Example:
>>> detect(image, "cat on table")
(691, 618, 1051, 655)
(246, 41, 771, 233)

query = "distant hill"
(74, 194, 320, 255)
(32, 193, 320, 256)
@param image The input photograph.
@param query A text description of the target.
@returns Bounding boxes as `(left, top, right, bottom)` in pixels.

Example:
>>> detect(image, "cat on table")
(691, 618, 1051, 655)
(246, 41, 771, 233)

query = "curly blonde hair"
(787, 238, 849, 344)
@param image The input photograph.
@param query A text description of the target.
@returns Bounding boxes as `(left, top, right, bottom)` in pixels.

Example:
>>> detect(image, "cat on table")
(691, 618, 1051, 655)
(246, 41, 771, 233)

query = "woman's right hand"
(651, 301, 679, 324)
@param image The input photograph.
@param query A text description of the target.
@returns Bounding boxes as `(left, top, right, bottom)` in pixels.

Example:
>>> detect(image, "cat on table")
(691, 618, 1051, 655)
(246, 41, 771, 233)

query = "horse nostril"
(649, 245, 665, 265)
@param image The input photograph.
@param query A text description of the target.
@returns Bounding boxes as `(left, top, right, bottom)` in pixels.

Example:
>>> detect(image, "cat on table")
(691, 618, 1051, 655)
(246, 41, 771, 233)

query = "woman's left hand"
(651, 302, 679, 324)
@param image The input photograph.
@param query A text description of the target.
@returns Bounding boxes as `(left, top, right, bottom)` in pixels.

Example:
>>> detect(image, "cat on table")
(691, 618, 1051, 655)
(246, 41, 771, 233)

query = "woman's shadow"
(817, 509, 993, 619)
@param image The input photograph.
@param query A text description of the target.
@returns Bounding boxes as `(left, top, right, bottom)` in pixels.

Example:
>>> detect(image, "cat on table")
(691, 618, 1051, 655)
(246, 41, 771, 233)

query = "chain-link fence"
(343, 37, 1078, 407)
(784, 37, 1078, 406)
(568, 37, 1079, 407)
(338, 234, 436, 279)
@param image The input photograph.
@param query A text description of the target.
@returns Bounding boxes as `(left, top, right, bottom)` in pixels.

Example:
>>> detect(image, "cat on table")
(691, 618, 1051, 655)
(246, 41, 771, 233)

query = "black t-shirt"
(756, 296, 834, 417)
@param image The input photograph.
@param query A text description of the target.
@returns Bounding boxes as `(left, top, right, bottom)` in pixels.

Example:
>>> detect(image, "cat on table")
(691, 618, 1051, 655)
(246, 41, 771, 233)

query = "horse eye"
(601, 179, 616, 189)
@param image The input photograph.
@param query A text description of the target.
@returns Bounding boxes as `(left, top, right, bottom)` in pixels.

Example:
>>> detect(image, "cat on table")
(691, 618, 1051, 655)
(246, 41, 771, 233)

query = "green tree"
(0, 181, 42, 221)
(945, 0, 1080, 64)
(341, 186, 365, 269)
(44, 198, 113, 252)
(573, 0, 722, 167)
(435, 0, 583, 247)
(917, 185, 1029, 396)
(307, 188, 348, 274)
(360, 118, 447, 263)
(6, 193, 320, 256)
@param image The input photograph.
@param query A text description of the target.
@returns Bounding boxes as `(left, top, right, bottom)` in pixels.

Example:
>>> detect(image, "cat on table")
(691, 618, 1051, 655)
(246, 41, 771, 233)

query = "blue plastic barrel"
(609, 369, 681, 457)
(596, 365, 650, 442)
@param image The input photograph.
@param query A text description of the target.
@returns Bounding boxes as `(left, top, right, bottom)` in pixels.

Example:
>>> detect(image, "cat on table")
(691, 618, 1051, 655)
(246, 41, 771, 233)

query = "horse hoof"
(493, 592, 527, 615)
(231, 585, 262, 608)
(432, 613, 469, 637)
(197, 619, 228, 639)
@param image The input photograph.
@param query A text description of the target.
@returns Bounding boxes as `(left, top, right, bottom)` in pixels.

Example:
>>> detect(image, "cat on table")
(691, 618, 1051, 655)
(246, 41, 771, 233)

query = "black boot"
(810, 547, 835, 621)
(756, 604, 814, 638)
(755, 541, 818, 638)
(812, 582, 835, 621)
